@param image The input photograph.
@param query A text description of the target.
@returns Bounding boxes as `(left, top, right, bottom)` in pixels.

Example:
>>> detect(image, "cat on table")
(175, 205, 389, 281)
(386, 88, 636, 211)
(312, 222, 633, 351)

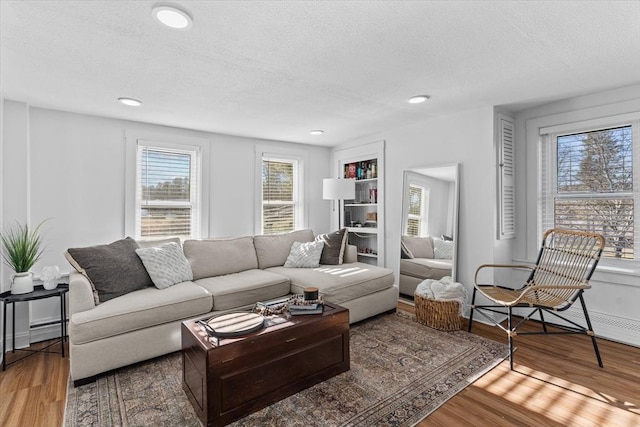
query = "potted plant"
(1, 221, 46, 294)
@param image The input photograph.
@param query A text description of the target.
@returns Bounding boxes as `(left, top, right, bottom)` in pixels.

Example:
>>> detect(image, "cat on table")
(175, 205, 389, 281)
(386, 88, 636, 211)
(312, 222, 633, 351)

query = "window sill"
(512, 258, 640, 287)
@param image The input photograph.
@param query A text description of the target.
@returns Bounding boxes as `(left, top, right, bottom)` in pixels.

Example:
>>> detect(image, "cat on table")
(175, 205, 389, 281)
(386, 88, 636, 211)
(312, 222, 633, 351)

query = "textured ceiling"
(1, 1, 639, 146)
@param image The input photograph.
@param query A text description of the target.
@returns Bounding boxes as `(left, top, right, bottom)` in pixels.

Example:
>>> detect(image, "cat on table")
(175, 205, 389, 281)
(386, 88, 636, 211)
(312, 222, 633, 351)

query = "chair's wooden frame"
(468, 228, 605, 370)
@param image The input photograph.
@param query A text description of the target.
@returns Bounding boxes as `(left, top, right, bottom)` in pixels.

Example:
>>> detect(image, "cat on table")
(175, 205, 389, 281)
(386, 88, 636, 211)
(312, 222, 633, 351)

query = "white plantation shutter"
(498, 115, 516, 239)
(262, 157, 299, 234)
(136, 142, 200, 240)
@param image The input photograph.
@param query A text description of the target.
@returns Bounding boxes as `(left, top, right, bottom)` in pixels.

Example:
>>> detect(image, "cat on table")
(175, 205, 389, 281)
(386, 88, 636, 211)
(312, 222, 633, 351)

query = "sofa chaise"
(67, 229, 397, 383)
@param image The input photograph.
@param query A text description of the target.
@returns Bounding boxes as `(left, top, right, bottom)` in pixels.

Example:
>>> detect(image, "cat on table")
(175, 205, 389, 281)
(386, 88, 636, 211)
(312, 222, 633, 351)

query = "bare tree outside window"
(555, 126, 634, 259)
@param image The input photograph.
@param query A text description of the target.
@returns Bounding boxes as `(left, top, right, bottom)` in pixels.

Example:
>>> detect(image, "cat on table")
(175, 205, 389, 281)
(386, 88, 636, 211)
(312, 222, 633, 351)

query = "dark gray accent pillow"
(315, 228, 348, 265)
(66, 237, 153, 303)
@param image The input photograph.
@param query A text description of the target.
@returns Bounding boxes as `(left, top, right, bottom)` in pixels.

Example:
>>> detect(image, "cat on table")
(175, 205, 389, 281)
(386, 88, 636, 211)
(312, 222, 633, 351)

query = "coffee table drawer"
(221, 333, 345, 411)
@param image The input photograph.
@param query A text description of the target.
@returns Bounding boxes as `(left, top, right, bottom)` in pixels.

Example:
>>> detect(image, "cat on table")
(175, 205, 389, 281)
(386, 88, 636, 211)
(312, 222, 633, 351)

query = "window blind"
(541, 125, 635, 260)
(407, 185, 423, 237)
(262, 158, 297, 234)
(136, 144, 200, 240)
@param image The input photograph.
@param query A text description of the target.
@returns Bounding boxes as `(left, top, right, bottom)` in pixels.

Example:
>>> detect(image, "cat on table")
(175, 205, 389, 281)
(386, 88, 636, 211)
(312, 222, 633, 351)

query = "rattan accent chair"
(468, 228, 605, 370)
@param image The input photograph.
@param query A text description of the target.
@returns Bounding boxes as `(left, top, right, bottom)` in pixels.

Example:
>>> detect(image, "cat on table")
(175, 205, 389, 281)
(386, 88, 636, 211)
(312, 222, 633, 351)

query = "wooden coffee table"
(181, 302, 350, 426)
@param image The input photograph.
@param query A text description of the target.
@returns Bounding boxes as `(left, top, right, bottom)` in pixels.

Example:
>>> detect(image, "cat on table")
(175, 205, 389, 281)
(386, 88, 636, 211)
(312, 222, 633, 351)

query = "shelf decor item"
(1, 220, 47, 294)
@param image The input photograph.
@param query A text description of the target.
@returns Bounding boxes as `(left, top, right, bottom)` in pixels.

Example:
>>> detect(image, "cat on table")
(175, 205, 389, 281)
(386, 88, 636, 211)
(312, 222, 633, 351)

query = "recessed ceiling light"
(310, 130, 324, 135)
(118, 97, 143, 107)
(152, 3, 193, 30)
(408, 95, 430, 104)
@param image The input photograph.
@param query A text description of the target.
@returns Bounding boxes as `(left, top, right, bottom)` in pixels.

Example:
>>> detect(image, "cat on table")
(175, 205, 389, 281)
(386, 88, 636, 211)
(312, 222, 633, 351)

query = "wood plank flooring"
(1, 303, 638, 426)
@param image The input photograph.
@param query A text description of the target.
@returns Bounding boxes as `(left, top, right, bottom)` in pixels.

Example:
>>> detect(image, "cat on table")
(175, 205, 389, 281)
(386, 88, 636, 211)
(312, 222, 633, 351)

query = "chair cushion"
(195, 269, 291, 311)
(268, 262, 394, 305)
(253, 229, 315, 269)
(69, 281, 212, 345)
(184, 236, 258, 280)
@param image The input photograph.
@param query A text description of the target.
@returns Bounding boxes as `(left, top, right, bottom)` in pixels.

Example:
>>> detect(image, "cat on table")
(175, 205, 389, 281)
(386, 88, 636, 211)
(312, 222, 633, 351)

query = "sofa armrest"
(69, 272, 96, 314)
(344, 244, 358, 263)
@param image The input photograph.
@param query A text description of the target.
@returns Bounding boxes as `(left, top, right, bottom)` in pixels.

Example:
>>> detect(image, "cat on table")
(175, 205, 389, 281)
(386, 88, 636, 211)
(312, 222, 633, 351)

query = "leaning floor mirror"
(398, 164, 459, 300)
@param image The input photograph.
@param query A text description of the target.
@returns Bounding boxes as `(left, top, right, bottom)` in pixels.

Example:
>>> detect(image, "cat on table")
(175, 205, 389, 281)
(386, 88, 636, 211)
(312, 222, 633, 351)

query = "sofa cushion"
(400, 258, 452, 280)
(195, 269, 291, 311)
(66, 237, 153, 303)
(283, 240, 324, 268)
(401, 235, 434, 259)
(135, 242, 193, 289)
(253, 229, 315, 269)
(268, 262, 394, 305)
(69, 281, 212, 345)
(184, 236, 258, 280)
(315, 228, 348, 265)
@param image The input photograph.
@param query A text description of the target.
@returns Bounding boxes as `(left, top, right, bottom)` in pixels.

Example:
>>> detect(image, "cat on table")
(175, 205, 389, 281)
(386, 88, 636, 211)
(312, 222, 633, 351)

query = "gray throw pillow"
(283, 241, 325, 268)
(66, 237, 153, 303)
(135, 242, 193, 289)
(315, 228, 348, 265)
(401, 235, 434, 259)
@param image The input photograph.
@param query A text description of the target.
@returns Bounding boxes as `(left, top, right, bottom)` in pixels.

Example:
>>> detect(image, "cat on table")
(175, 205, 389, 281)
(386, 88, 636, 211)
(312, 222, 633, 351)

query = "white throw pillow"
(283, 241, 325, 268)
(135, 242, 193, 289)
(433, 239, 454, 260)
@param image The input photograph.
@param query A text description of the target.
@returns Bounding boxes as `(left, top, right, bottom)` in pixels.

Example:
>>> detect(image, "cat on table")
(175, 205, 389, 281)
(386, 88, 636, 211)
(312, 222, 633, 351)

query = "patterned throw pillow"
(433, 239, 455, 260)
(283, 241, 325, 268)
(135, 242, 193, 289)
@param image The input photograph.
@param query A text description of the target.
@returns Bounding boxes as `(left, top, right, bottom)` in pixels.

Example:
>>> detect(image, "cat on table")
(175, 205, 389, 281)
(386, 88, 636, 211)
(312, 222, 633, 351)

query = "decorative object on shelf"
(41, 265, 62, 290)
(323, 178, 356, 229)
(1, 220, 48, 294)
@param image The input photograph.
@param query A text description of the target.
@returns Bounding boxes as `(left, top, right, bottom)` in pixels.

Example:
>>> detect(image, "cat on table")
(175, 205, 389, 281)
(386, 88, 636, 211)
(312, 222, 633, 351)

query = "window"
(261, 156, 301, 234)
(541, 121, 638, 261)
(135, 142, 200, 240)
(407, 184, 426, 237)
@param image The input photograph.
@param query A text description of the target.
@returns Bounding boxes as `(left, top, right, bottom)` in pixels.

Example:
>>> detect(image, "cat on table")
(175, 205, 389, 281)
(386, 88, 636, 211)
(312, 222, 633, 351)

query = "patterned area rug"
(64, 311, 507, 426)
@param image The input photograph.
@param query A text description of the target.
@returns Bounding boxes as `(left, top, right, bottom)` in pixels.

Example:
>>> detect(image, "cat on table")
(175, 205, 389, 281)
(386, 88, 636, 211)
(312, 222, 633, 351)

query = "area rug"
(64, 311, 507, 426)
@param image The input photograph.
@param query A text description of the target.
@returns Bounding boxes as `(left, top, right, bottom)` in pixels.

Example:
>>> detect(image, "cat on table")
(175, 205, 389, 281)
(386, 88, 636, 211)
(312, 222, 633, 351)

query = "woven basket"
(414, 293, 463, 331)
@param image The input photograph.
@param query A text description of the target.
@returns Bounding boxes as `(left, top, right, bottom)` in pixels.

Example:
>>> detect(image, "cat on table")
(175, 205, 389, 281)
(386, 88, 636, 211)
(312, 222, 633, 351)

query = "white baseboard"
(466, 306, 640, 347)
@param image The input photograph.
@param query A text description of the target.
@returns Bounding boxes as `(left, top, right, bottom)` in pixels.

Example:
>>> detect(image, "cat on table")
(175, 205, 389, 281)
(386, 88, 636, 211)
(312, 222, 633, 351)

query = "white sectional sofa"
(67, 229, 397, 384)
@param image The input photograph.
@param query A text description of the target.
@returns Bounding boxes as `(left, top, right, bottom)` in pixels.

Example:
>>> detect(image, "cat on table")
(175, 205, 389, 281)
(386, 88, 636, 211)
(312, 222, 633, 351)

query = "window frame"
(125, 130, 210, 240)
(538, 113, 640, 268)
(407, 183, 428, 237)
(254, 147, 306, 235)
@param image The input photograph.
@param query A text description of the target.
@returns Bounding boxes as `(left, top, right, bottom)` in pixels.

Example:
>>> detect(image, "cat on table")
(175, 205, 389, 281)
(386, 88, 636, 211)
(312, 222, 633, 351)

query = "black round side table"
(1, 283, 68, 371)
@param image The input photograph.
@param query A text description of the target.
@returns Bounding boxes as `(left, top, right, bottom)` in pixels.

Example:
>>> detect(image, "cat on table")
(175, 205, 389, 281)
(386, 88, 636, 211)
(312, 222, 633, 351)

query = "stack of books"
(288, 295, 324, 316)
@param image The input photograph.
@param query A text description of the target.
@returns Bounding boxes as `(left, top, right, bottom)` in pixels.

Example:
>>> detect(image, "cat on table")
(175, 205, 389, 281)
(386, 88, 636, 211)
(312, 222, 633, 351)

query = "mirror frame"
(399, 163, 459, 289)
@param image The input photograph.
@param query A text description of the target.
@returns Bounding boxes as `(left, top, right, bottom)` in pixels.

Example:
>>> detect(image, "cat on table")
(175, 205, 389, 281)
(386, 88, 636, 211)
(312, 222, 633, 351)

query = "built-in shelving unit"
(334, 141, 385, 266)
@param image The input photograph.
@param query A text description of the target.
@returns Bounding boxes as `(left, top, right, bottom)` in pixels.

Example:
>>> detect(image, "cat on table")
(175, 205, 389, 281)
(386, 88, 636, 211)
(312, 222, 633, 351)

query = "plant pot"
(11, 272, 34, 294)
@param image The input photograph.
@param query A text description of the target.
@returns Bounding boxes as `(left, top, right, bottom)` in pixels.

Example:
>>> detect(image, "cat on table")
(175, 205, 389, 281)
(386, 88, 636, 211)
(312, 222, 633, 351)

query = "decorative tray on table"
(198, 312, 265, 340)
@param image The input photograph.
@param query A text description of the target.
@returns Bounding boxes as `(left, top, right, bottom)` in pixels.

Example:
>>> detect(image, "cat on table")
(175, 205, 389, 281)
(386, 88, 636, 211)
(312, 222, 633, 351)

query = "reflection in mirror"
(398, 164, 459, 300)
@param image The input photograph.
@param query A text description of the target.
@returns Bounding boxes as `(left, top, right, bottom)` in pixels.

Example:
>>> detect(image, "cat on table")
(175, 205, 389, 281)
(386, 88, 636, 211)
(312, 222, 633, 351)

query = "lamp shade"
(323, 178, 355, 200)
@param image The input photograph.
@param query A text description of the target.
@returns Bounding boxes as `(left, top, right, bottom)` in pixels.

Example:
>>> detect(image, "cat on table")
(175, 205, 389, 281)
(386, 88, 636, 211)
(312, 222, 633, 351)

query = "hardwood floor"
(1, 303, 638, 426)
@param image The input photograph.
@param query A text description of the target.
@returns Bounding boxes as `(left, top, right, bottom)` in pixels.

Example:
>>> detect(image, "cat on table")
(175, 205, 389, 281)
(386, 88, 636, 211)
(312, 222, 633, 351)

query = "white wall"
(1, 101, 331, 347)
(513, 84, 640, 346)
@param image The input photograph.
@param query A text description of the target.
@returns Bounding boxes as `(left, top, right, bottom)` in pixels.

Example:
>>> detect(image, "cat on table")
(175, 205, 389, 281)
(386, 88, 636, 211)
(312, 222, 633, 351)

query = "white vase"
(11, 271, 34, 294)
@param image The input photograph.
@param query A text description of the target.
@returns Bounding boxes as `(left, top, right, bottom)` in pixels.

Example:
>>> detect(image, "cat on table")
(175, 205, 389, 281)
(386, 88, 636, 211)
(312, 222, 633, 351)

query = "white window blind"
(498, 115, 515, 239)
(262, 157, 299, 234)
(407, 184, 425, 237)
(541, 123, 637, 261)
(136, 143, 200, 240)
